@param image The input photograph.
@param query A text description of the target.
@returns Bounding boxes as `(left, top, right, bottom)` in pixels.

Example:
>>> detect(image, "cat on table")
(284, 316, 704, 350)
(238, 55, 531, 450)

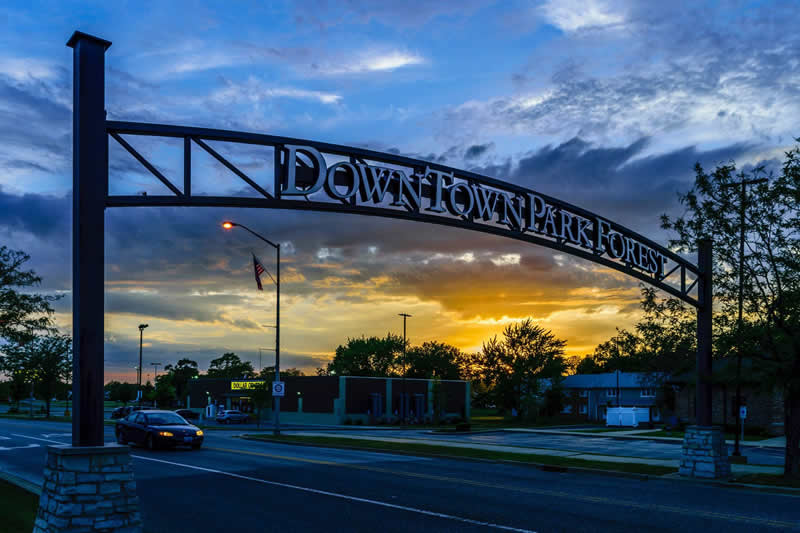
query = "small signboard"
(740, 406, 747, 420)
(272, 381, 285, 397)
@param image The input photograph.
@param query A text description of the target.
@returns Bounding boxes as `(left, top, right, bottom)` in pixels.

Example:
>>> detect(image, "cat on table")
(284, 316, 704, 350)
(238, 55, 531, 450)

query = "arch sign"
(66, 31, 714, 458)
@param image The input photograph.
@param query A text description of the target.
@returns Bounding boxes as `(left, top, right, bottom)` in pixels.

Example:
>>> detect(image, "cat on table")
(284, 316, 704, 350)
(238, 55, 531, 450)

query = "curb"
(236, 435, 655, 481)
(0, 470, 42, 496)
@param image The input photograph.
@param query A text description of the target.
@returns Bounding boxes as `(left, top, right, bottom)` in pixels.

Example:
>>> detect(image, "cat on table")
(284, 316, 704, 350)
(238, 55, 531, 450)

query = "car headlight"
(196, 430, 204, 436)
(158, 431, 174, 437)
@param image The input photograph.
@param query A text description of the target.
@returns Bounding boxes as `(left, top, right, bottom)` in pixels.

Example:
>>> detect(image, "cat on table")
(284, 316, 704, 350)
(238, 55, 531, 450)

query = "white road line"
(10, 434, 66, 444)
(0, 436, 10, 440)
(133, 455, 538, 533)
(0, 444, 39, 451)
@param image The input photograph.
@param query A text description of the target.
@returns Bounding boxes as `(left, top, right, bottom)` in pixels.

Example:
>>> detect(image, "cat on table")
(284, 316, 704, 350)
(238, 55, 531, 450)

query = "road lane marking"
(131, 454, 538, 533)
(0, 444, 39, 451)
(11, 434, 66, 444)
(0, 436, 10, 440)
(205, 446, 800, 529)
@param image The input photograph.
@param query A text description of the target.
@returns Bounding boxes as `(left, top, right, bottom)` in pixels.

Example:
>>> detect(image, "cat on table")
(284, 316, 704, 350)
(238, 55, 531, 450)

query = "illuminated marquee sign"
(230, 381, 265, 391)
(280, 145, 668, 277)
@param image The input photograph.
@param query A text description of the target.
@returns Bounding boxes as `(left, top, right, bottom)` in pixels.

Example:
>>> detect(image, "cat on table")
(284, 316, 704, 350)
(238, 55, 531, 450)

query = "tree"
(163, 358, 199, 405)
(258, 366, 304, 381)
(27, 334, 71, 417)
(0, 247, 59, 345)
(473, 319, 567, 416)
(661, 146, 800, 478)
(0, 343, 33, 409)
(105, 381, 137, 405)
(206, 353, 255, 379)
(405, 341, 465, 380)
(323, 334, 403, 377)
(151, 373, 176, 408)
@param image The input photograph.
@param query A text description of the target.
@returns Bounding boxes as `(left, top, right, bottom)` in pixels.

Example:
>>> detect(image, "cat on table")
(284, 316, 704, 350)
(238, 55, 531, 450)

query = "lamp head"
(222, 221, 235, 230)
(138, 323, 149, 331)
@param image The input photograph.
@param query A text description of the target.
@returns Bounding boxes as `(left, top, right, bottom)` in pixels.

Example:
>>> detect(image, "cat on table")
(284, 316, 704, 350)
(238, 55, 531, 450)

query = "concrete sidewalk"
(283, 430, 783, 475)
(504, 427, 786, 449)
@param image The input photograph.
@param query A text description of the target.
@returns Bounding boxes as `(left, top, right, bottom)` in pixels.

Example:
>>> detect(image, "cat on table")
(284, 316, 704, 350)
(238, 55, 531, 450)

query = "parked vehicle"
(215, 410, 250, 424)
(115, 410, 203, 450)
(110, 405, 155, 419)
(174, 409, 200, 421)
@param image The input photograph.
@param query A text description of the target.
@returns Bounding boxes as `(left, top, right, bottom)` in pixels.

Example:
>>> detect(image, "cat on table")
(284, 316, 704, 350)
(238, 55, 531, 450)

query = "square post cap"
(66, 31, 112, 50)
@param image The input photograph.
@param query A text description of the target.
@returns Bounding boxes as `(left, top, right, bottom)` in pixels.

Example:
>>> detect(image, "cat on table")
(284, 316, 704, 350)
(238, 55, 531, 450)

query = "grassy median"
(0, 479, 39, 533)
(242, 434, 675, 476)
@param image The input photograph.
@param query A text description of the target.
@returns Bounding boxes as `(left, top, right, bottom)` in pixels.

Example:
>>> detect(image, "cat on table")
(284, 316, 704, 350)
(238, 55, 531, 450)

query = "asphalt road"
(0, 418, 798, 532)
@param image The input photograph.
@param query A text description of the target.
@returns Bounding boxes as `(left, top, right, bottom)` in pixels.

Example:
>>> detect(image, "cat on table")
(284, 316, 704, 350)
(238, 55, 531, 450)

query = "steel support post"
(67, 31, 111, 447)
(696, 239, 713, 427)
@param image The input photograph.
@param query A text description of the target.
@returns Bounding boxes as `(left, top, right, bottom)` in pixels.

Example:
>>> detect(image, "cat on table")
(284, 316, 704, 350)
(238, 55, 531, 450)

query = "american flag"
(252, 254, 266, 291)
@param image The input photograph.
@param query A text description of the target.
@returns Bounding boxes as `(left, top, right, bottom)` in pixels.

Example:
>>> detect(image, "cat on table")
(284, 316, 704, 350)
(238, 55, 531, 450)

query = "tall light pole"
(151, 362, 161, 407)
(138, 324, 148, 408)
(399, 313, 412, 423)
(222, 221, 281, 435)
(721, 176, 767, 457)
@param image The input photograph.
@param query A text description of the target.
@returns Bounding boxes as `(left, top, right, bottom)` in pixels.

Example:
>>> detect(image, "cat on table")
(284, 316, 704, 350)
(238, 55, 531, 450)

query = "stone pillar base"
(34, 444, 142, 533)
(680, 425, 731, 479)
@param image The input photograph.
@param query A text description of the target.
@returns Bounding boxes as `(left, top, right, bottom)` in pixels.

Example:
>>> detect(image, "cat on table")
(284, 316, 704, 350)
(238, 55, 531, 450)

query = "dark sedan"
(115, 410, 204, 450)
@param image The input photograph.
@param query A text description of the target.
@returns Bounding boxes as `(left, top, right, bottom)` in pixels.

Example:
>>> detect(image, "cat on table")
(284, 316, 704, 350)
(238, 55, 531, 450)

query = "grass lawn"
(731, 473, 800, 488)
(242, 434, 675, 476)
(0, 479, 39, 533)
(637, 429, 771, 441)
(470, 408, 589, 429)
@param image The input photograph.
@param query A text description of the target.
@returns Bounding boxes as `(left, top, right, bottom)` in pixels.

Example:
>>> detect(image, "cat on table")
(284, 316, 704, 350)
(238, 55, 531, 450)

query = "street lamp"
(138, 324, 148, 408)
(222, 221, 282, 435)
(399, 313, 412, 424)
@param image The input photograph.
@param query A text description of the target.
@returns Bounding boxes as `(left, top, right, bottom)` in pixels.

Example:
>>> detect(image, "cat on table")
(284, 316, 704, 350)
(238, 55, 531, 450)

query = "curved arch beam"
(105, 120, 700, 307)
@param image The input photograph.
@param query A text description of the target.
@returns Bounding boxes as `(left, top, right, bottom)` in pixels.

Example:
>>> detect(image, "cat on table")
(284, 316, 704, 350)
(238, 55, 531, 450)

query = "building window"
(641, 388, 656, 398)
(579, 390, 589, 398)
(561, 404, 573, 414)
(606, 389, 617, 398)
(579, 404, 588, 415)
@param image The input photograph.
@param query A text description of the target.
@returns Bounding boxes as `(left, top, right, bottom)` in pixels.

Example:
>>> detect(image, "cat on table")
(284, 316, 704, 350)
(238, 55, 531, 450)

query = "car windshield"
(145, 413, 188, 426)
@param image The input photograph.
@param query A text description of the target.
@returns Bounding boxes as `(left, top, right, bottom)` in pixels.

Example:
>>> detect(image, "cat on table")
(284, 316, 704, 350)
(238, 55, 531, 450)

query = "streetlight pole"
(151, 362, 161, 406)
(399, 313, 411, 424)
(138, 324, 148, 408)
(721, 176, 767, 457)
(222, 221, 281, 435)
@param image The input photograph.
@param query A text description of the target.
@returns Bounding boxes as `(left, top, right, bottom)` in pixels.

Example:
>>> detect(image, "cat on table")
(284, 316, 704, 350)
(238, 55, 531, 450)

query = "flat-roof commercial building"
(187, 375, 470, 425)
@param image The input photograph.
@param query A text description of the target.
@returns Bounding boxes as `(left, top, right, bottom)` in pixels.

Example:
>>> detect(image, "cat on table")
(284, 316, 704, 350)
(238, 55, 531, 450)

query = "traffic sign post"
(272, 381, 285, 397)
(740, 406, 747, 444)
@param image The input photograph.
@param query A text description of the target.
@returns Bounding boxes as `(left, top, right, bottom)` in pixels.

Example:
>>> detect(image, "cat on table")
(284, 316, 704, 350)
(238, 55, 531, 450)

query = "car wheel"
(146, 434, 155, 451)
(192, 443, 202, 450)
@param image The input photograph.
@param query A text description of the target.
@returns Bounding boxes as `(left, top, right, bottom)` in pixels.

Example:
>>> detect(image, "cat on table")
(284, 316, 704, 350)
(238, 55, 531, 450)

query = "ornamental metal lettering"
(281, 145, 668, 278)
(104, 121, 700, 306)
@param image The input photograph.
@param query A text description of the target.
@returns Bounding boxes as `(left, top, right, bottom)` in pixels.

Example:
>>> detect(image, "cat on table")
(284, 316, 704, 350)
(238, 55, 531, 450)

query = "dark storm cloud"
(472, 137, 754, 234)
(0, 187, 69, 239)
(464, 142, 494, 160)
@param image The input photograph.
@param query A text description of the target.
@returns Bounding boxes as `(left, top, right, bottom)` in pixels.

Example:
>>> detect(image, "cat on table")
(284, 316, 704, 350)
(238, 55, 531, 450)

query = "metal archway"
(67, 31, 713, 448)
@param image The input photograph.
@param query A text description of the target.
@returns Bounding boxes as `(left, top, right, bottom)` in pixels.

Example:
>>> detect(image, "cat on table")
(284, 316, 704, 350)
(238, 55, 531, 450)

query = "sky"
(1, 0, 798, 382)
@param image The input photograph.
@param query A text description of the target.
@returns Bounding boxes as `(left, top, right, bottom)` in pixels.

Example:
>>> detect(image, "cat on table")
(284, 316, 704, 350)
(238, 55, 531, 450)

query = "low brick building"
(673, 384, 783, 435)
(187, 375, 470, 425)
